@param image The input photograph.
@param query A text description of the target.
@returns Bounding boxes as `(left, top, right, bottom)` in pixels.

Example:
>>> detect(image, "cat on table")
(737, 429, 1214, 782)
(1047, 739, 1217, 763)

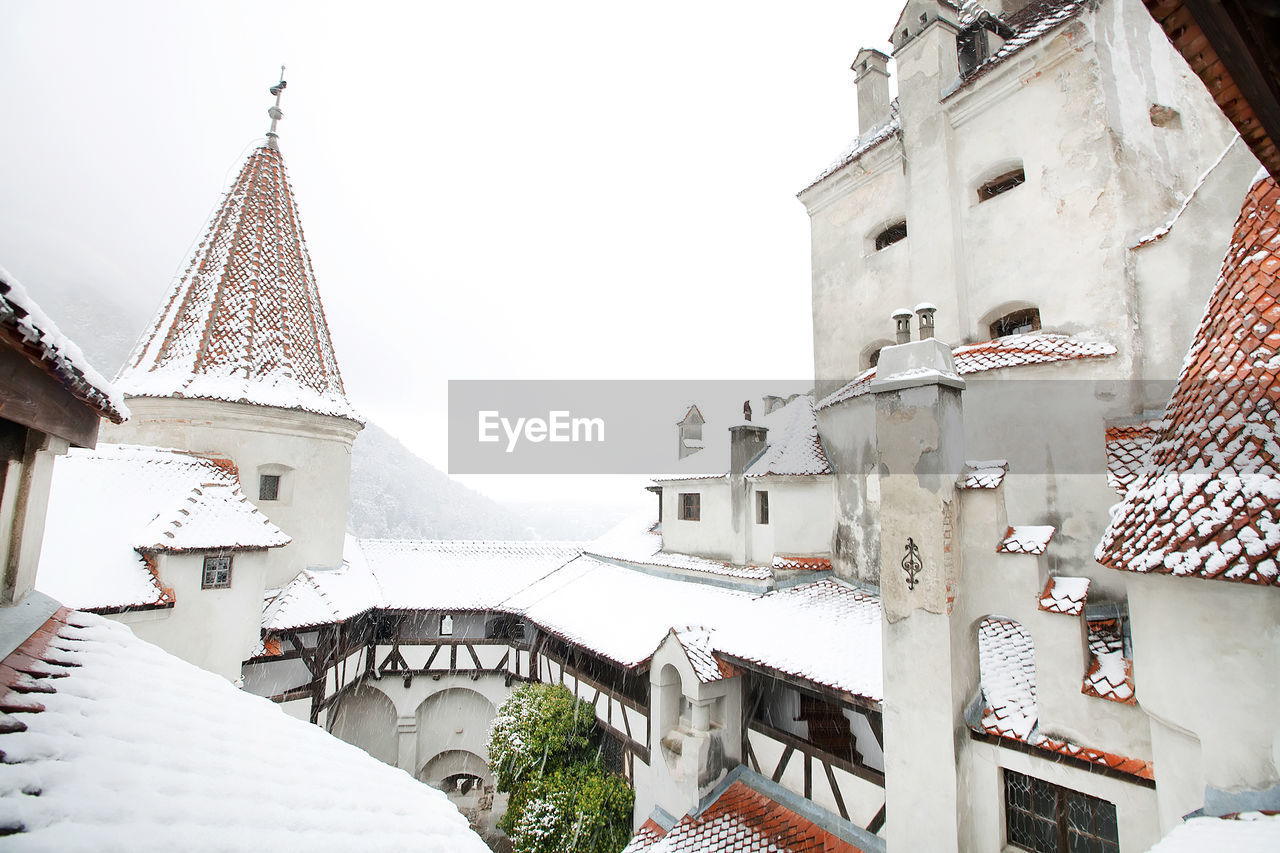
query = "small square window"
(259, 474, 280, 501)
(756, 491, 770, 525)
(679, 493, 700, 521)
(202, 554, 233, 589)
(440, 614, 454, 636)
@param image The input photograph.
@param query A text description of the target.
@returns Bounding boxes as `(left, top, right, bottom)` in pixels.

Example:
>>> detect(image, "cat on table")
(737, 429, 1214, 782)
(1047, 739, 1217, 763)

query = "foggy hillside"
(29, 279, 623, 541)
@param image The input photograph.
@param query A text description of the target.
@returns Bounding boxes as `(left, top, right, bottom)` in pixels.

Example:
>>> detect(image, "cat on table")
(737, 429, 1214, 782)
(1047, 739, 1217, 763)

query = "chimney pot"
(892, 308, 914, 345)
(852, 48, 892, 137)
(915, 303, 937, 339)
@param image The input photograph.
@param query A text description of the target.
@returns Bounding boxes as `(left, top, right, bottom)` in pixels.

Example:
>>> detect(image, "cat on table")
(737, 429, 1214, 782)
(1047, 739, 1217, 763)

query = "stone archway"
(329, 684, 398, 766)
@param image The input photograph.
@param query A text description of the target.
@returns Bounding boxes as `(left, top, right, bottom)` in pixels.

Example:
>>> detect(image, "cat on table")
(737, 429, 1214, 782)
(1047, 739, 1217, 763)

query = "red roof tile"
(1097, 176, 1280, 586)
(116, 144, 360, 422)
(997, 525, 1056, 555)
(1082, 618, 1136, 704)
(1037, 576, 1090, 615)
(1106, 422, 1159, 494)
(623, 779, 867, 853)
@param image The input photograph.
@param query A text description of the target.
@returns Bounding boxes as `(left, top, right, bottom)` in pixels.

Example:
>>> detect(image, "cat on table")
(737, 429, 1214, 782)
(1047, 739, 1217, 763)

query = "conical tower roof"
(1096, 173, 1280, 585)
(116, 142, 361, 423)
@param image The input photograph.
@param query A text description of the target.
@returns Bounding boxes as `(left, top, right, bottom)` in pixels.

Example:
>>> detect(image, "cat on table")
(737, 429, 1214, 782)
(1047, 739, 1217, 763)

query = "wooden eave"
(1145, 0, 1280, 178)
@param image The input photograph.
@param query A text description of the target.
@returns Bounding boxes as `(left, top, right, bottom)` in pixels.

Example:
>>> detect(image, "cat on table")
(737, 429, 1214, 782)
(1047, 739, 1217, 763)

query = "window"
(440, 614, 454, 636)
(978, 167, 1026, 202)
(1004, 769, 1119, 853)
(202, 554, 233, 589)
(958, 26, 990, 76)
(259, 473, 280, 501)
(875, 221, 908, 251)
(990, 307, 1041, 338)
(756, 491, 769, 524)
(678, 493, 700, 521)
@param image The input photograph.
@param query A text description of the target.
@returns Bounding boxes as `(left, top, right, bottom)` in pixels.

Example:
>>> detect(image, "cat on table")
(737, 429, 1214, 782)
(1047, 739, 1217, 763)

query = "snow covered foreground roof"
(586, 512, 773, 583)
(817, 333, 1117, 410)
(1096, 175, 1280, 586)
(115, 143, 361, 423)
(271, 540, 884, 702)
(0, 605, 488, 852)
(0, 264, 128, 425)
(1146, 812, 1280, 853)
(38, 445, 289, 612)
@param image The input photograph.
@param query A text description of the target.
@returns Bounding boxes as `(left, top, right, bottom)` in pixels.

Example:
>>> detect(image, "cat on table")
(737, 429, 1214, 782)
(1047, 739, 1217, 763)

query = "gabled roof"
(0, 603, 488, 850)
(943, 0, 1090, 97)
(37, 444, 285, 612)
(1096, 175, 1280, 586)
(0, 264, 128, 424)
(263, 535, 383, 631)
(115, 144, 361, 423)
(817, 333, 1116, 410)
(745, 396, 833, 478)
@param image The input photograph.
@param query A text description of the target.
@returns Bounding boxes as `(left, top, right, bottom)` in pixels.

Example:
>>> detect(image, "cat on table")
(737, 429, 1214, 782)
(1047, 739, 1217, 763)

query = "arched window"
(989, 307, 1041, 339)
(874, 221, 908, 251)
(862, 338, 894, 370)
(977, 167, 1026, 202)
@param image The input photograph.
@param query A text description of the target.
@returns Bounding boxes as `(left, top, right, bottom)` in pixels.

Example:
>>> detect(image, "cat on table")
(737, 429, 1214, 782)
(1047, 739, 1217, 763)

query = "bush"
(488, 684, 634, 853)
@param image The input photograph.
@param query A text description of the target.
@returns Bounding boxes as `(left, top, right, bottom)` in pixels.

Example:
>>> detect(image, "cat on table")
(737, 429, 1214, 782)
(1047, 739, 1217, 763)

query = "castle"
(10, 0, 1280, 850)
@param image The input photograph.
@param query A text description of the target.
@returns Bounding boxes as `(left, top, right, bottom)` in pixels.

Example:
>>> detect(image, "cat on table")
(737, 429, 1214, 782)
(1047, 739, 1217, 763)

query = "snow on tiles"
(977, 617, 1037, 741)
(0, 611, 488, 852)
(37, 445, 252, 611)
(997, 525, 1056, 555)
(744, 396, 833, 479)
(133, 482, 290, 553)
(587, 510, 774, 582)
(1037, 576, 1090, 616)
(960, 459, 1009, 490)
(1146, 813, 1280, 853)
(1097, 175, 1280, 586)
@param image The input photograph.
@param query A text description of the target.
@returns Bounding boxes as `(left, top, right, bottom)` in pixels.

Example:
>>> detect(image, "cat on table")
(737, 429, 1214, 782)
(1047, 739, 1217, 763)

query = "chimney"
(852, 48, 892, 136)
(892, 308, 914, 344)
(915, 303, 937, 339)
(730, 423, 769, 477)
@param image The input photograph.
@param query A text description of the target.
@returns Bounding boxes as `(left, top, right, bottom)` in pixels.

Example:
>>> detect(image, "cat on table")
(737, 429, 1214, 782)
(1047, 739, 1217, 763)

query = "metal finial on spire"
(266, 66, 287, 149)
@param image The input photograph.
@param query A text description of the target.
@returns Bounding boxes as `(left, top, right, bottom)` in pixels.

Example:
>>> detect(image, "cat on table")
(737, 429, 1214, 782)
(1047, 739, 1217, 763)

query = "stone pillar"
(873, 337, 966, 852)
(397, 715, 418, 776)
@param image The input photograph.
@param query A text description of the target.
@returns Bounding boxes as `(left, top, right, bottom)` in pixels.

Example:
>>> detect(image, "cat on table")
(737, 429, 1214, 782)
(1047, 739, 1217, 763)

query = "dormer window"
(440, 614, 454, 636)
(990, 307, 1041, 338)
(978, 168, 1026, 202)
(875, 221, 908, 251)
(202, 554, 233, 589)
(259, 474, 280, 501)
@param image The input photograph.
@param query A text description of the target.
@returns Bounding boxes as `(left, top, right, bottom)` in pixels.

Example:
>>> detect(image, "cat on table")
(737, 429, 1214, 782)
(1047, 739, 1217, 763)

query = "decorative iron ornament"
(902, 537, 922, 590)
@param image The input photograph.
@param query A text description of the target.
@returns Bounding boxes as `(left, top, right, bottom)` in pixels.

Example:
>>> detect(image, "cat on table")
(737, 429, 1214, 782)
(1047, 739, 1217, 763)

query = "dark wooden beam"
(0, 347, 100, 447)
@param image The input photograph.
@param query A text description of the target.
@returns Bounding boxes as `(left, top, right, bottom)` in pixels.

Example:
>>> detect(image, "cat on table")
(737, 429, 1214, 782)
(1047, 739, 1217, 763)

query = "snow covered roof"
(671, 627, 737, 684)
(960, 459, 1009, 490)
(0, 264, 128, 425)
(624, 768, 876, 853)
(977, 616, 1038, 740)
(745, 396, 833, 478)
(264, 536, 384, 631)
(115, 144, 361, 423)
(1082, 617, 1134, 704)
(508, 558, 884, 701)
(1096, 175, 1280, 586)
(817, 334, 1116, 410)
(802, 100, 901, 193)
(975, 615, 1154, 780)
(37, 444, 287, 612)
(997, 525, 1055, 555)
(1147, 812, 1280, 853)
(943, 0, 1089, 98)
(359, 538, 582, 613)
(1105, 422, 1158, 495)
(1037, 576, 1089, 616)
(133, 482, 290, 553)
(0, 604, 488, 851)
(587, 512, 773, 584)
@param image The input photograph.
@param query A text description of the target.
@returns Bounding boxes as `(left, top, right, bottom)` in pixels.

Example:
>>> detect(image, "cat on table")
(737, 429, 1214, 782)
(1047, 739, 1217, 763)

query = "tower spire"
(266, 66, 287, 149)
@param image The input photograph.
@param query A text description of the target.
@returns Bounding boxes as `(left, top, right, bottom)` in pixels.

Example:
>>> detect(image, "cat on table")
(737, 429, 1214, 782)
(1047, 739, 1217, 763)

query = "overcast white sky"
(0, 1, 901, 507)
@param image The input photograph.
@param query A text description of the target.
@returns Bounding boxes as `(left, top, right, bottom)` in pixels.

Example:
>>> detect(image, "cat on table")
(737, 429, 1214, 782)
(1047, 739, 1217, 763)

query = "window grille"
(1004, 769, 1119, 853)
(875, 221, 908, 251)
(202, 554, 233, 589)
(259, 473, 280, 501)
(978, 168, 1027, 202)
(679, 493, 701, 521)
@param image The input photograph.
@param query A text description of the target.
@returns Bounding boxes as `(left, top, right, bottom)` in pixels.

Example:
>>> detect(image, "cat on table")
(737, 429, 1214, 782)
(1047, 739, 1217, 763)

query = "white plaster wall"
(113, 549, 269, 681)
(1126, 574, 1280, 801)
(960, 737, 1160, 852)
(330, 683, 399, 766)
(750, 477, 834, 564)
(657, 480, 734, 561)
(415, 687, 498, 780)
(103, 397, 360, 588)
(2, 432, 68, 605)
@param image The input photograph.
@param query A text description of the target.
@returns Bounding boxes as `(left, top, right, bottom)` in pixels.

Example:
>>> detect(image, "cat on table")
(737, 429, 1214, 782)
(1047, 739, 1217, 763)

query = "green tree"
(488, 683, 634, 853)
